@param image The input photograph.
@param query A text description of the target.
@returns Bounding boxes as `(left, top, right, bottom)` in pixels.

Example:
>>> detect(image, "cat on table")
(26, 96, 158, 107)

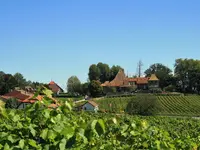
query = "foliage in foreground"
(1, 98, 200, 149)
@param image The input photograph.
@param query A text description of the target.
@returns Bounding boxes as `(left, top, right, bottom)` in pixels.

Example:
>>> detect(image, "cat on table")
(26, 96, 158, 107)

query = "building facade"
(101, 69, 159, 91)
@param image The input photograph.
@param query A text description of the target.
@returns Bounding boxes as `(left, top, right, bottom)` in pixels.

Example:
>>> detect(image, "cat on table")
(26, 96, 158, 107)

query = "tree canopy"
(174, 59, 200, 93)
(88, 64, 101, 81)
(13, 73, 26, 88)
(67, 76, 82, 95)
(88, 80, 103, 97)
(97, 62, 110, 83)
(88, 63, 123, 83)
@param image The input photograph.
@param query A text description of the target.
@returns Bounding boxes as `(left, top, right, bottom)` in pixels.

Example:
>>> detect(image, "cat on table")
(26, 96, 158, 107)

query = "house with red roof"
(48, 81, 64, 95)
(101, 69, 159, 91)
(0, 90, 59, 109)
(76, 101, 99, 112)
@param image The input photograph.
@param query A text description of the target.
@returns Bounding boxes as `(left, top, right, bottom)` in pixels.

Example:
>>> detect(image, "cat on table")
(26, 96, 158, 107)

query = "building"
(48, 81, 64, 95)
(101, 69, 159, 91)
(0, 90, 59, 109)
(77, 101, 99, 112)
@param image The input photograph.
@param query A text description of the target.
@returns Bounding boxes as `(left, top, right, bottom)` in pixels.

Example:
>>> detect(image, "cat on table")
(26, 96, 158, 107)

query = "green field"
(94, 95, 200, 116)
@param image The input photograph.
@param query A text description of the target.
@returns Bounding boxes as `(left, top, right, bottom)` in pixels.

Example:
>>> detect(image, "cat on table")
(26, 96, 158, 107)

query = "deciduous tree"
(88, 64, 100, 81)
(67, 76, 82, 95)
(13, 73, 26, 88)
(89, 80, 103, 97)
(97, 62, 110, 83)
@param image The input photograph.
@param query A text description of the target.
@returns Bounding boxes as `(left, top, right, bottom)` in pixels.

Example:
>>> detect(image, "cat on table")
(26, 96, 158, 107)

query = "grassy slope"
(95, 95, 200, 116)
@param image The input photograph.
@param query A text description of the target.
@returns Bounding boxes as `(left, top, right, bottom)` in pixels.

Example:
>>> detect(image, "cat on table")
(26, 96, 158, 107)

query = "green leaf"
(61, 126, 74, 139)
(17, 122, 23, 129)
(95, 119, 106, 136)
(59, 138, 67, 150)
(13, 115, 20, 122)
(19, 139, 25, 149)
(40, 128, 48, 140)
(142, 142, 148, 148)
(91, 120, 98, 130)
(4, 143, 9, 150)
(42, 87, 53, 98)
(47, 130, 57, 140)
(97, 119, 106, 133)
(65, 101, 72, 111)
(0, 144, 3, 149)
(7, 135, 14, 143)
(121, 124, 129, 133)
(44, 145, 50, 150)
(29, 126, 36, 137)
(43, 109, 50, 119)
(0, 107, 8, 119)
(28, 139, 38, 148)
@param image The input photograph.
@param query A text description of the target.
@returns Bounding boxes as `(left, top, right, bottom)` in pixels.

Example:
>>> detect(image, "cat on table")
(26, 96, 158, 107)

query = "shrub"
(126, 94, 157, 116)
(164, 85, 176, 92)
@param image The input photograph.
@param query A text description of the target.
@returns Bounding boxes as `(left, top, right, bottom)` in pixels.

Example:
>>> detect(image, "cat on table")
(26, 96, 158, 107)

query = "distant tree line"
(67, 59, 200, 97)
(0, 71, 44, 95)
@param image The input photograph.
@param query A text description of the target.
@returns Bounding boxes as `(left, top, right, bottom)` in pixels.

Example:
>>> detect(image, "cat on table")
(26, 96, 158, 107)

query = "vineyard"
(95, 95, 200, 116)
(1, 99, 200, 149)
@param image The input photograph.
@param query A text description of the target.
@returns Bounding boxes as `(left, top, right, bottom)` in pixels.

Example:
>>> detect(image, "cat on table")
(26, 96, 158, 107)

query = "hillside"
(94, 95, 200, 116)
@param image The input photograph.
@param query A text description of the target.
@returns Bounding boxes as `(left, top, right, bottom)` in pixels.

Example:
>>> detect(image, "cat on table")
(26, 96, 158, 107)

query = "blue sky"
(0, 0, 200, 89)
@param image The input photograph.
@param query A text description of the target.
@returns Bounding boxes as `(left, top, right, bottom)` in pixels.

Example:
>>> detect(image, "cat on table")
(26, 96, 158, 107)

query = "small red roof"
(49, 81, 56, 85)
(3, 90, 30, 100)
(48, 81, 64, 93)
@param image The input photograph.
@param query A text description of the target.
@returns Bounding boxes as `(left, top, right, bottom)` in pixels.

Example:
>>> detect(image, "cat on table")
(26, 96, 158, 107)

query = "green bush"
(164, 85, 176, 92)
(126, 94, 158, 116)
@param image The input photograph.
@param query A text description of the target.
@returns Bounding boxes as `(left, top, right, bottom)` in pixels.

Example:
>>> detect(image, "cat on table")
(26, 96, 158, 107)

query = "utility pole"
(137, 60, 143, 77)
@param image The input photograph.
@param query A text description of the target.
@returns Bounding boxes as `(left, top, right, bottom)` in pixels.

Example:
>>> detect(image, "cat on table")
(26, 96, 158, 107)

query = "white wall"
(82, 103, 99, 111)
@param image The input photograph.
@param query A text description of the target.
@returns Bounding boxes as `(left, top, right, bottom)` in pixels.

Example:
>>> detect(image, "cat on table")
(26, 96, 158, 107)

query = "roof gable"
(85, 101, 98, 107)
(48, 81, 64, 93)
(149, 74, 159, 81)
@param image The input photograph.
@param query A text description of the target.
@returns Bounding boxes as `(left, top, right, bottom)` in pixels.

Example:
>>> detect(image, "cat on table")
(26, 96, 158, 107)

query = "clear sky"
(0, 0, 200, 89)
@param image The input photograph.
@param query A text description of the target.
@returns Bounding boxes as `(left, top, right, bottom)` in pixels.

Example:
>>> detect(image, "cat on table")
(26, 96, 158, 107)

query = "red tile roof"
(101, 70, 157, 87)
(128, 78, 138, 82)
(48, 81, 64, 93)
(2, 90, 59, 107)
(136, 77, 149, 84)
(49, 81, 56, 85)
(3, 90, 30, 100)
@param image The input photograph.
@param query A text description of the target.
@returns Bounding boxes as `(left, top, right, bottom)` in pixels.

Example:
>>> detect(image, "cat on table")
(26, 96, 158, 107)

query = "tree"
(13, 73, 26, 88)
(0, 71, 5, 94)
(174, 59, 200, 93)
(81, 82, 89, 95)
(110, 65, 123, 81)
(144, 63, 172, 90)
(97, 62, 110, 83)
(67, 76, 82, 95)
(0, 74, 18, 95)
(88, 64, 101, 81)
(88, 80, 103, 97)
